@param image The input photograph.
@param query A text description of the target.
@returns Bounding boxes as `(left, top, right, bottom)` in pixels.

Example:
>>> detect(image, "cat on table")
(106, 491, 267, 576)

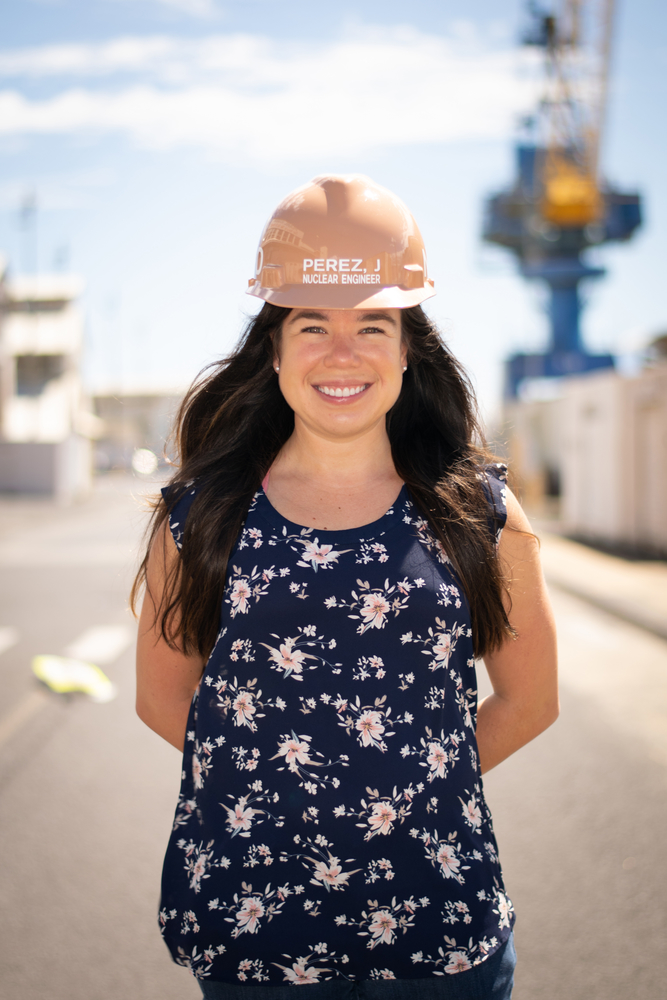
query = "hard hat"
(247, 174, 435, 310)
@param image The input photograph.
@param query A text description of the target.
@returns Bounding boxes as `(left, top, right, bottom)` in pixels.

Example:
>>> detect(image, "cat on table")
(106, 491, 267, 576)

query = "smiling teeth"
(317, 384, 368, 397)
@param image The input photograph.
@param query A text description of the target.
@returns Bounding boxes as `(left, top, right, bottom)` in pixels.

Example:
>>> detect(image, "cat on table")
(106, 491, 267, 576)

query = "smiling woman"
(132, 174, 557, 998)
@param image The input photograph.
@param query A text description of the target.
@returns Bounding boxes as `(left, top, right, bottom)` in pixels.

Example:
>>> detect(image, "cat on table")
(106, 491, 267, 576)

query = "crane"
(483, 0, 641, 398)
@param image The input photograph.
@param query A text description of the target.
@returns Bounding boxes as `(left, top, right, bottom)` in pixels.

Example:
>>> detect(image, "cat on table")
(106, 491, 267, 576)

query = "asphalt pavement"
(0, 473, 665, 1000)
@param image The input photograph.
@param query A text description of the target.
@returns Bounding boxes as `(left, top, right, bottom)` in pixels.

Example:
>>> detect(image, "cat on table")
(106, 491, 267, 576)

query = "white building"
(503, 357, 667, 556)
(0, 259, 100, 498)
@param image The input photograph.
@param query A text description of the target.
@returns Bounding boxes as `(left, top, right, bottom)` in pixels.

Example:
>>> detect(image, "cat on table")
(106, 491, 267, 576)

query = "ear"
(400, 342, 408, 369)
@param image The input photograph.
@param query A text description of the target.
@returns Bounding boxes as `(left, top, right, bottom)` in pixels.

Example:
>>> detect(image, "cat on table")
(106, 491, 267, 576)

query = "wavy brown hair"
(131, 303, 515, 659)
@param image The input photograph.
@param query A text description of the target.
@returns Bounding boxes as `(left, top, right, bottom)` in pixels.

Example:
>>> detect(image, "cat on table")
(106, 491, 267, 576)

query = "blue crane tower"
(482, 2, 642, 399)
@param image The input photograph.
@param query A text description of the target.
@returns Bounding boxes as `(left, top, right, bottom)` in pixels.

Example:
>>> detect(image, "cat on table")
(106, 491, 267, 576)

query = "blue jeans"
(199, 933, 515, 1000)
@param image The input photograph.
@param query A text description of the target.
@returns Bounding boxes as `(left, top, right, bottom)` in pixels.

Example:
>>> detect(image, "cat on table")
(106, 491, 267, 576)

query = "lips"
(315, 383, 370, 398)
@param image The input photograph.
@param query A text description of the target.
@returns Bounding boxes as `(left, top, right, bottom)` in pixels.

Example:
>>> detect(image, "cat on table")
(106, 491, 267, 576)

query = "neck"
(274, 417, 398, 489)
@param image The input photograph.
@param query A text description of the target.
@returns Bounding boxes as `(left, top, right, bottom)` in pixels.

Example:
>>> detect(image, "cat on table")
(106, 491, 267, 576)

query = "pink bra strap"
(261, 470, 270, 491)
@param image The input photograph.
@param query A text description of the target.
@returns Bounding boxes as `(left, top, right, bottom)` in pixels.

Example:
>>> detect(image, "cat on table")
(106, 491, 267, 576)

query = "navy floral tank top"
(158, 465, 514, 985)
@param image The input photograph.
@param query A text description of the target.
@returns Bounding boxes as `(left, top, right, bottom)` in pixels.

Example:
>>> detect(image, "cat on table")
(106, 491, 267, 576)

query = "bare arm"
(477, 489, 559, 773)
(136, 521, 205, 751)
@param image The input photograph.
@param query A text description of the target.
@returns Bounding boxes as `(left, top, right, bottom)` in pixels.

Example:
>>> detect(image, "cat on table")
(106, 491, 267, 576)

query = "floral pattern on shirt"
(159, 468, 514, 983)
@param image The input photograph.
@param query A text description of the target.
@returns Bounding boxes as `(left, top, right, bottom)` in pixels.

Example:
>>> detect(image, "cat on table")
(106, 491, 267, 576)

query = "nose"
(323, 329, 359, 368)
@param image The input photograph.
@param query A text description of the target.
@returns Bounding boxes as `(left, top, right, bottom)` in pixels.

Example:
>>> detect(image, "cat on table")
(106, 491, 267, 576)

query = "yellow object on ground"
(32, 655, 117, 703)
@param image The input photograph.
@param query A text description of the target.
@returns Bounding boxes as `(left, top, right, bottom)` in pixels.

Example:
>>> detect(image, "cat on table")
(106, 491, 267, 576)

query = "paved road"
(0, 475, 665, 999)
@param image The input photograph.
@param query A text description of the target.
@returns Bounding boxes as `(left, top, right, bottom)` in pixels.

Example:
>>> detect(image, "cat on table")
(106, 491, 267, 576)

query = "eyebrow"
(287, 310, 397, 327)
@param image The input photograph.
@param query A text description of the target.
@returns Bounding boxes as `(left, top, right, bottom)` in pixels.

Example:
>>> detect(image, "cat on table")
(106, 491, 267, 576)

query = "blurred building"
(92, 391, 183, 472)
(504, 344, 667, 556)
(0, 258, 101, 499)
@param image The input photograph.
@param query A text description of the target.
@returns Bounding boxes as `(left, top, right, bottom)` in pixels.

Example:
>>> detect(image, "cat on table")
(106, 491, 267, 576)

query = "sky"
(0, 0, 665, 423)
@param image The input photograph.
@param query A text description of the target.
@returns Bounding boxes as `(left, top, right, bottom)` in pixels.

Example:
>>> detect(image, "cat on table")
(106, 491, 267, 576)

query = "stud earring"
(275, 365, 280, 373)
(402, 365, 408, 372)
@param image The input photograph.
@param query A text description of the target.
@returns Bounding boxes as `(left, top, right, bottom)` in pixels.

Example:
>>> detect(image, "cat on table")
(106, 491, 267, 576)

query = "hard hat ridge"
(247, 174, 435, 310)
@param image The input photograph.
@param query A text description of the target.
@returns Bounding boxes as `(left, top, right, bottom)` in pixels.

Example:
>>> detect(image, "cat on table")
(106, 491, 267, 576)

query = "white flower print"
(237, 958, 270, 982)
(190, 738, 219, 791)
(273, 947, 350, 983)
(280, 835, 361, 892)
(369, 968, 397, 980)
(221, 782, 285, 838)
(230, 579, 252, 616)
(442, 900, 472, 926)
(365, 859, 395, 884)
(356, 541, 389, 565)
(339, 896, 428, 949)
(208, 882, 286, 939)
(400, 727, 465, 782)
(224, 564, 276, 617)
(176, 839, 231, 893)
(212, 675, 285, 732)
(493, 889, 514, 929)
(334, 785, 415, 841)
(356, 710, 385, 747)
(326, 578, 411, 634)
(446, 951, 472, 973)
(416, 827, 473, 885)
(459, 792, 483, 832)
(235, 896, 265, 934)
(174, 941, 227, 980)
(260, 628, 342, 681)
(368, 910, 397, 947)
(270, 731, 349, 794)
(352, 655, 386, 681)
(411, 931, 498, 976)
(400, 618, 469, 672)
(298, 538, 351, 572)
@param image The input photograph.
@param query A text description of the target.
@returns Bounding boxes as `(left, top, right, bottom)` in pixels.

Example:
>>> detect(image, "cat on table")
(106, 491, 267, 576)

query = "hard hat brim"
(246, 279, 435, 311)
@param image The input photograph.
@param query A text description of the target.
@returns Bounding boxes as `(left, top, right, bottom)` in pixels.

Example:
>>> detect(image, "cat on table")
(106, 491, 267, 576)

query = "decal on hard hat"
(247, 174, 435, 310)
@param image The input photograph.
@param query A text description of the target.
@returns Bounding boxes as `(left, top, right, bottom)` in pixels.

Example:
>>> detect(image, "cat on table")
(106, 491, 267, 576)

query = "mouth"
(314, 383, 371, 399)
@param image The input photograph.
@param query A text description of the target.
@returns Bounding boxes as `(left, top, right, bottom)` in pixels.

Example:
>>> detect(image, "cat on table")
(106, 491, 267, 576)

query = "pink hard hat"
(247, 174, 435, 310)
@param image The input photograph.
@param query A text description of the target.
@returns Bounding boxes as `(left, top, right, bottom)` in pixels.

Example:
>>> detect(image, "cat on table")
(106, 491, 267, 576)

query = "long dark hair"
(131, 303, 514, 659)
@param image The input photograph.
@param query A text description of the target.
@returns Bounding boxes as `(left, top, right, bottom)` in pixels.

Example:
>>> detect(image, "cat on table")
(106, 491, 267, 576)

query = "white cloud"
(0, 28, 540, 162)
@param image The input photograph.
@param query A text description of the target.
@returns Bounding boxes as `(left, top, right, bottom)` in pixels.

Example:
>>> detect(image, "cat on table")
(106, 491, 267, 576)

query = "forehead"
(284, 309, 399, 328)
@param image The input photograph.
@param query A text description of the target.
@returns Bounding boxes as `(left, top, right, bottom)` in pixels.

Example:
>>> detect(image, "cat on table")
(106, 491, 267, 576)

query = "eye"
(359, 326, 386, 335)
(301, 325, 327, 334)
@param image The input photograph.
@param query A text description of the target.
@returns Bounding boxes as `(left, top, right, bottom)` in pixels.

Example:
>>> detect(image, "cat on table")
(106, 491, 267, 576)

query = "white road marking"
(63, 625, 134, 665)
(0, 689, 48, 750)
(0, 627, 19, 656)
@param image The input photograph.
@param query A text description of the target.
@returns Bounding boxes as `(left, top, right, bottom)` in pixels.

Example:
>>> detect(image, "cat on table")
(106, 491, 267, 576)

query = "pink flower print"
(368, 909, 397, 947)
(270, 643, 307, 678)
(226, 802, 255, 834)
(300, 540, 341, 570)
(312, 857, 353, 890)
(282, 963, 322, 984)
(432, 633, 452, 664)
(355, 710, 385, 748)
(230, 579, 252, 616)
(275, 736, 312, 767)
(232, 691, 256, 729)
(436, 843, 461, 880)
(445, 951, 472, 974)
(192, 753, 204, 790)
(248, 527, 263, 548)
(359, 593, 391, 630)
(461, 796, 482, 830)
(426, 743, 447, 780)
(190, 854, 207, 892)
(495, 891, 512, 929)
(235, 896, 265, 935)
(368, 802, 397, 836)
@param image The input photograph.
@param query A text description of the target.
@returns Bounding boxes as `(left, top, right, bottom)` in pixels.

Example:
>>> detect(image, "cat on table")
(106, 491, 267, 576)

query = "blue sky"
(0, 0, 665, 421)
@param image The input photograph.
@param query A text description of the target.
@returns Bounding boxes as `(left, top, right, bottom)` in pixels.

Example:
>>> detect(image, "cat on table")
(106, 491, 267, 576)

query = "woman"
(134, 175, 558, 999)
